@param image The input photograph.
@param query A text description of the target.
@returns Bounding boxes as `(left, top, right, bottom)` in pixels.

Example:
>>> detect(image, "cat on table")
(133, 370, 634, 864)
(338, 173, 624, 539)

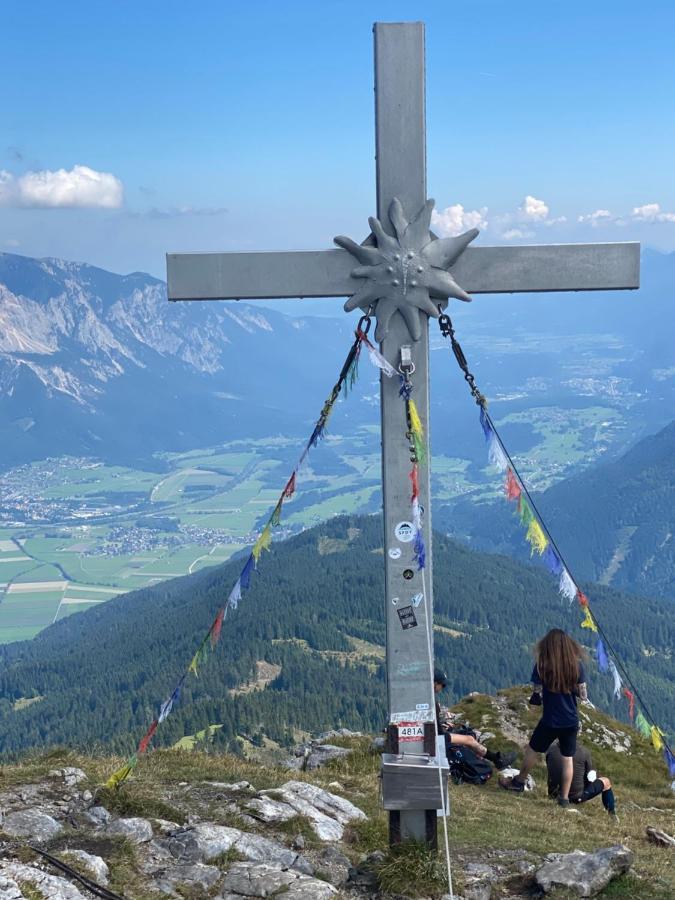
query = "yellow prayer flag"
(580, 606, 598, 632)
(104, 755, 137, 790)
(188, 651, 200, 677)
(526, 519, 548, 556)
(252, 523, 272, 562)
(651, 725, 665, 752)
(409, 400, 424, 442)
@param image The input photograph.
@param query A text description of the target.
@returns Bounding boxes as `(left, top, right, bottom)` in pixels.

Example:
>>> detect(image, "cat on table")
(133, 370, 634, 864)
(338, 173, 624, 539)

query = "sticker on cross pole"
(394, 521, 414, 543)
(397, 605, 418, 629)
(397, 721, 425, 743)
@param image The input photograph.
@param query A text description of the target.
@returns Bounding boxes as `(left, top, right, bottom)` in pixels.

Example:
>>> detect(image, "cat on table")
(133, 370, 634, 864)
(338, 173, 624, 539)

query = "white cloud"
(578, 209, 614, 226)
(431, 203, 488, 236)
(631, 202, 675, 223)
(502, 228, 535, 240)
(519, 195, 549, 221)
(0, 165, 123, 208)
(4, 238, 20, 247)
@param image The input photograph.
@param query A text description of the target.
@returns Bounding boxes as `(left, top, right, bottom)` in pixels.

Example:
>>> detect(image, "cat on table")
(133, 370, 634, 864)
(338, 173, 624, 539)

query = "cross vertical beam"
(375, 22, 438, 844)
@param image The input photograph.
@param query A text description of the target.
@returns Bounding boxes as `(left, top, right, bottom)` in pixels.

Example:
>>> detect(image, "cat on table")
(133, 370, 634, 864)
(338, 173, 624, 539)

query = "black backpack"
(444, 729, 493, 785)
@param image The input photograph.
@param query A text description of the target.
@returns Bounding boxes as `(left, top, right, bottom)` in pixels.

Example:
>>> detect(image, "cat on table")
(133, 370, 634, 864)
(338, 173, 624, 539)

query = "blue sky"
(2, 0, 675, 277)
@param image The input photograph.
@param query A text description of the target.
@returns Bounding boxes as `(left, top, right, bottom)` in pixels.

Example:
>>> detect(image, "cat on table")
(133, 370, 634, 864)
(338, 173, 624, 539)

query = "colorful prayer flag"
(228, 579, 242, 611)
(664, 746, 675, 777)
(252, 523, 272, 562)
(505, 468, 521, 502)
(105, 754, 137, 790)
(622, 687, 635, 721)
(283, 472, 296, 499)
(608, 659, 622, 698)
(596, 638, 609, 673)
(479, 406, 492, 441)
(210, 608, 225, 648)
(543, 545, 562, 576)
(635, 711, 651, 737)
(576, 590, 589, 607)
(651, 725, 666, 753)
(138, 720, 158, 755)
(580, 605, 598, 632)
(519, 498, 534, 527)
(240, 555, 254, 590)
(526, 518, 548, 555)
(559, 568, 577, 602)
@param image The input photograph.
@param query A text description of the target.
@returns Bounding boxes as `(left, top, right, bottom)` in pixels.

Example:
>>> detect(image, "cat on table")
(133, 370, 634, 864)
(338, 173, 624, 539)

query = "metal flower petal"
(334, 198, 478, 341)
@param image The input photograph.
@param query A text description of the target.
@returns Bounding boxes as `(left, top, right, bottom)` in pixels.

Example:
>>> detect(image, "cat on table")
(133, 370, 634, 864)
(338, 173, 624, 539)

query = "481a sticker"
(397, 721, 425, 742)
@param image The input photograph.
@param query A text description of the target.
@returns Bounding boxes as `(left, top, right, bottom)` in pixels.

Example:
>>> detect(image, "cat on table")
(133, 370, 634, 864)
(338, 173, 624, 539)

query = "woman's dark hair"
(535, 629, 584, 694)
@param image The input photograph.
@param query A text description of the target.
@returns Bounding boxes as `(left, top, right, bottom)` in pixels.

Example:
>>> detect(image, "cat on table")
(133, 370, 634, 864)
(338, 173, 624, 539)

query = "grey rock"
(77, 804, 111, 828)
(61, 850, 109, 885)
(646, 826, 675, 848)
(81, 790, 93, 803)
(281, 781, 367, 826)
(154, 862, 222, 893)
(318, 845, 351, 885)
(536, 844, 634, 896)
(106, 815, 153, 844)
(316, 728, 362, 740)
(48, 767, 87, 787)
(371, 736, 386, 751)
(258, 788, 344, 841)
(464, 862, 497, 878)
(165, 823, 313, 874)
(348, 865, 379, 889)
(221, 861, 336, 898)
(206, 780, 254, 793)
(245, 796, 298, 824)
(3, 808, 62, 841)
(0, 861, 86, 899)
(293, 834, 306, 850)
(463, 884, 492, 900)
(366, 849, 386, 864)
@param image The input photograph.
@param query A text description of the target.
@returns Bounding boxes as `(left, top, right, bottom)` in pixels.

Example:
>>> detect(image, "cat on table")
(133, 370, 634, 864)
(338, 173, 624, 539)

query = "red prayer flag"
(210, 608, 225, 648)
(577, 590, 589, 607)
(283, 472, 296, 499)
(409, 464, 420, 501)
(623, 687, 635, 721)
(138, 719, 158, 755)
(505, 468, 521, 502)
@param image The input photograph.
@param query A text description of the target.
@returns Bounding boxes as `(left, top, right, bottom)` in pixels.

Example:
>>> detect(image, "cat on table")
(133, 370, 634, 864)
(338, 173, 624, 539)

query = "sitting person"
(434, 668, 516, 770)
(500, 629, 588, 806)
(546, 740, 617, 817)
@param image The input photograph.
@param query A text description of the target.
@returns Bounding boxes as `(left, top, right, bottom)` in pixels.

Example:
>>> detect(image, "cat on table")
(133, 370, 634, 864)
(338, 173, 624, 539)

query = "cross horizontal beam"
(166, 242, 640, 301)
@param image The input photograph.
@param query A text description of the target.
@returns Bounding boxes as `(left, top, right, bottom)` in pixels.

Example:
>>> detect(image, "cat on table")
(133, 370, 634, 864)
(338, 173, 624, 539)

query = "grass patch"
(376, 841, 453, 898)
(96, 785, 186, 824)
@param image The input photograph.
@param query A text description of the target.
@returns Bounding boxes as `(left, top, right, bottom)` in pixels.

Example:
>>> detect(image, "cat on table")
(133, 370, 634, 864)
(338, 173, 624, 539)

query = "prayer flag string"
(476, 403, 673, 776)
(105, 323, 373, 790)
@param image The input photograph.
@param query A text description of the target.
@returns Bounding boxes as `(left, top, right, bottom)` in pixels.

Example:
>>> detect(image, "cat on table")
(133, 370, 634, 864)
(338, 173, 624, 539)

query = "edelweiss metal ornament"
(335, 198, 477, 342)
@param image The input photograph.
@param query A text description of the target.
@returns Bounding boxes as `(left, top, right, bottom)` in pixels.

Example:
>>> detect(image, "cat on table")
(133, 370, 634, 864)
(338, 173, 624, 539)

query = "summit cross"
(166, 22, 639, 845)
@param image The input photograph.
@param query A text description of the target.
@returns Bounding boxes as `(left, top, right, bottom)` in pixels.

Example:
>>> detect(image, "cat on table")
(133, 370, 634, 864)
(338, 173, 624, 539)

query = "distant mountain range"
(2, 248, 675, 475)
(0, 252, 369, 469)
(0, 515, 671, 756)
(438, 419, 675, 602)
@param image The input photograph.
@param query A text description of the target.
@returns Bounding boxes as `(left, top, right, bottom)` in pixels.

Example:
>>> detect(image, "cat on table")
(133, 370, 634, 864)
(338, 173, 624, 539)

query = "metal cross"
(167, 22, 639, 845)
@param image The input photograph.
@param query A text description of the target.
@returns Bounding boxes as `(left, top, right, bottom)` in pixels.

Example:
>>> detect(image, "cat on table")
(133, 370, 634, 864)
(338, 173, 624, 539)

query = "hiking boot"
(499, 774, 525, 793)
(494, 751, 518, 770)
(558, 797, 571, 808)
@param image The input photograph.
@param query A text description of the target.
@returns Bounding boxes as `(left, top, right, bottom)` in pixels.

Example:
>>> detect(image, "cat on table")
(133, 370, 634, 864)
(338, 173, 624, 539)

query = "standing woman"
(500, 629, 588, 807)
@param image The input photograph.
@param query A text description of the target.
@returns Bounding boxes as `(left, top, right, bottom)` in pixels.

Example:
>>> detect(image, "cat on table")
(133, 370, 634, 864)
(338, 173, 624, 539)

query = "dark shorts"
(572, 780, 605, 804)
(529, 720, 578, 757)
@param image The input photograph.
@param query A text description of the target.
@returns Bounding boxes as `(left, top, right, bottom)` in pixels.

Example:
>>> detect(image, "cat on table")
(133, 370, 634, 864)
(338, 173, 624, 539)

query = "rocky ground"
(0, 688, 671, 899)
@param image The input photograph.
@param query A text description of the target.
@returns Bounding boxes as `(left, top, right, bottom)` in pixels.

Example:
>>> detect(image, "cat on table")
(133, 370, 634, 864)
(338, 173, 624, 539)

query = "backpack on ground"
(446, 742, 493, 785)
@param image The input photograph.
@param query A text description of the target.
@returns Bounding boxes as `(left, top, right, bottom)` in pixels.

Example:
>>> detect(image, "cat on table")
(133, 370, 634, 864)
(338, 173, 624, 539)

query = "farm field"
(0, 401, 627, 643)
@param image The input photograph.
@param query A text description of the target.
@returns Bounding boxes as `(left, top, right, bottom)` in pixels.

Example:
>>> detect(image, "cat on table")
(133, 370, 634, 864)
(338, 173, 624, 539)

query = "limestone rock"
(153, 862, 223, 894)
(646, 826, 675, 848)
(536, 844, 633, 896)
(48, 767, 87, 787)
(2, 808, 62, 841)
(286, 744, 352, 770)
(221, 861, 337, 898)
(106, 815, 154, 844)
(258, 788, 344, 842)
(280, 781, 367, 826)
(77, 804, 111, 828)
(60, 850, 109, 885)
(0, 861, 86, 899)
(318, 845, 351, 885)
(164, 823, 313, 874)
(245, 796, 298, 824)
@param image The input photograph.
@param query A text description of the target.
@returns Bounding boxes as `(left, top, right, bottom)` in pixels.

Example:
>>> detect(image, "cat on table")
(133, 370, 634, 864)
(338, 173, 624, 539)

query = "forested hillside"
(438, 420, 675, 601)
(0, 515, 672, 758)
